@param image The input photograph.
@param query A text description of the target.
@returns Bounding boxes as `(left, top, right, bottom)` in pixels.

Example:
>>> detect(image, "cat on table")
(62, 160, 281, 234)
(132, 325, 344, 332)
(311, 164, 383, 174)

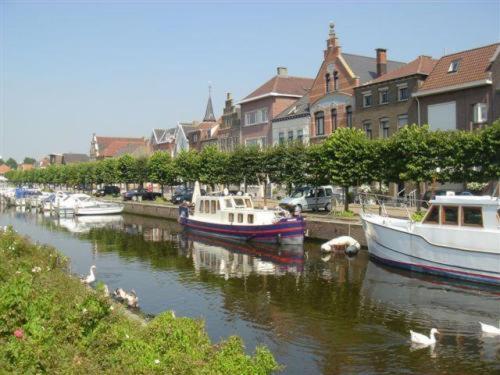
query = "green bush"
(0, 227, 279, 374)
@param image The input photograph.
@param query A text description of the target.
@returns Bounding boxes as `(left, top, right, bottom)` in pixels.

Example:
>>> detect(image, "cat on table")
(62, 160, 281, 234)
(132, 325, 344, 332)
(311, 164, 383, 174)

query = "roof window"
(448, 59, 460, 73)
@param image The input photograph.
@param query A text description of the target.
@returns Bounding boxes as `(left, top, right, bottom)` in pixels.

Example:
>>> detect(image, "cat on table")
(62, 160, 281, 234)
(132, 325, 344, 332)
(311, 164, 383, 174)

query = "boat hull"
(75, 206, 124, 216)
(361, 215, 500, 286)
(180, 216, 305, 244)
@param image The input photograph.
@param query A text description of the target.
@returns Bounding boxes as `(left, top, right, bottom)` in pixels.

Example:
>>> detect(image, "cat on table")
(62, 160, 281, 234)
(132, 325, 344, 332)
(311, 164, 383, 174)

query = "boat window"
(234, 198, 245, 207)
(247, 214, 254, 224)
(442, 206, 458, 225)
(228, 213, 234, 223)
(244, 199, 252, 208)
(237, 213, 244, 223)
(462, 206, 483, 226)
(204, 200, 210, 213)
(199, 200, 204, 213)
(211, 200, 217, 214)
(224, 199, 233, 208)
(423, 205, 440, 224)
(217, 200, 220, 210)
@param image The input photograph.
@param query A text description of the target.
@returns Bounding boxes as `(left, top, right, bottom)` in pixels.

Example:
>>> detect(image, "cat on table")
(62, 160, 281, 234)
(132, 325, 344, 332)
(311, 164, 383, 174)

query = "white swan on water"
(81, 265, 96, 284)
(479, 322, 500, 335)
(410, 328, 439, 346)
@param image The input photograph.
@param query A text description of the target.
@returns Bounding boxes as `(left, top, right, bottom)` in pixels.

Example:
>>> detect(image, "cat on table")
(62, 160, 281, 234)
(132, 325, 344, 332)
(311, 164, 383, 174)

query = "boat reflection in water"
(57, 215, 124, 234)
(362, 260, 500, 362)
(181, 232, 304, 278)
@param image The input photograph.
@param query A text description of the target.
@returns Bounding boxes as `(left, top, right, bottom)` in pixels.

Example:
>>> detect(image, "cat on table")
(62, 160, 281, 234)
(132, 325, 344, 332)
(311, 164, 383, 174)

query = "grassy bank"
(0, 227, 279, 374)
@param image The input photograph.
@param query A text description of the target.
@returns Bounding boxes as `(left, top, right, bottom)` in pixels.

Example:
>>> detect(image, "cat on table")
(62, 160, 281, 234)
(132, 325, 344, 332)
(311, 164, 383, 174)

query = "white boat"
(179, 193, 305, 244)
(55, 193, 123, 216)
(361, 195, 500, 285)
(75, 202, 124, 216)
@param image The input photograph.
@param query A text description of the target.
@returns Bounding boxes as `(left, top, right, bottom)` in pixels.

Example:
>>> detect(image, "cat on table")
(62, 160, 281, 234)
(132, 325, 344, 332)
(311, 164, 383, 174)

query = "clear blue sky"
(1, 0, 499, 161)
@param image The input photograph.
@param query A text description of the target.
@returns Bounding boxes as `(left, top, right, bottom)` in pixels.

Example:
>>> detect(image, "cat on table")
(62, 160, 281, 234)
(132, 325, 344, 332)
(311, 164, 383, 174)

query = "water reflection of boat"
(362, 260, 500, 328)
(184, 232, 304, 278)
(57, 215, 124, 234)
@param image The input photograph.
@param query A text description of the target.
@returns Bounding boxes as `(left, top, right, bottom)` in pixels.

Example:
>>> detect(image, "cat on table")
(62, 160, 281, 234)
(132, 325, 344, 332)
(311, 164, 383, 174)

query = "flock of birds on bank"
(80, 265, 138, 308)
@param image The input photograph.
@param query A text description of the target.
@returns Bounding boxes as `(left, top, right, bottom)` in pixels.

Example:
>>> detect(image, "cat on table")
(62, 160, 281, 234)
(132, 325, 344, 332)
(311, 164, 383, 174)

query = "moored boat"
(361, 195, 500, 285)
(179, 194, 305, 245)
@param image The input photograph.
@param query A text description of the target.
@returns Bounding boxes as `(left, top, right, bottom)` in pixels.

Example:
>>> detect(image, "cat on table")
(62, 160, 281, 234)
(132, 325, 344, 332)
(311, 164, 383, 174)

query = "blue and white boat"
(361, 195, 500, 285)
(179, 194, 305, 245)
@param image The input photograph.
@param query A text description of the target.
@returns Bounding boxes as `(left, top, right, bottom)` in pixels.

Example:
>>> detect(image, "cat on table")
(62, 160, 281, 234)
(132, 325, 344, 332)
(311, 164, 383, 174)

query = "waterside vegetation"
(0, 227, 279, 374)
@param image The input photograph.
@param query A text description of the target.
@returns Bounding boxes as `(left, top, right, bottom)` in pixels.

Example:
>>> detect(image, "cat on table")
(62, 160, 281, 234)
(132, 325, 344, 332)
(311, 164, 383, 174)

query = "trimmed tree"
(149, 151, 177, 194)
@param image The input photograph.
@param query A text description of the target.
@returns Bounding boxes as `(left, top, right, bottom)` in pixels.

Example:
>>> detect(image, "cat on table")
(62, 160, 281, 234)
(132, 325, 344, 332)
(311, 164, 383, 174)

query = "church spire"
(203, 84, 216, 122)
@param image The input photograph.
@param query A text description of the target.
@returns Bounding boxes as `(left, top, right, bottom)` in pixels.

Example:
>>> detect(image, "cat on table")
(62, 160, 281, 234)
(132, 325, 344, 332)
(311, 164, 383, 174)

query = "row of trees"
(6, 123, 500, 211)
(0, 157, 37, 170)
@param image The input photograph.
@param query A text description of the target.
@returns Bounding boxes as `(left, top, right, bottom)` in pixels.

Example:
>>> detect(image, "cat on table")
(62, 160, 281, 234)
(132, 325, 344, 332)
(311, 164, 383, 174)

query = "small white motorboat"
(361, 195, 500, 285)
(75, 202, 124, 216)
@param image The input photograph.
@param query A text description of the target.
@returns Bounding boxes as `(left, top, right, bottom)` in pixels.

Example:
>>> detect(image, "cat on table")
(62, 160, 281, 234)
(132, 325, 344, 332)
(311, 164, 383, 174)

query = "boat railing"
(359, 192, 426, 221)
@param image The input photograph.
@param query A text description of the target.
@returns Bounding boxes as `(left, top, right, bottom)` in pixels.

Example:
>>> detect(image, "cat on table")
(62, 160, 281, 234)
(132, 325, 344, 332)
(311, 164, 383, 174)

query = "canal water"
(1, 207, 499, 374)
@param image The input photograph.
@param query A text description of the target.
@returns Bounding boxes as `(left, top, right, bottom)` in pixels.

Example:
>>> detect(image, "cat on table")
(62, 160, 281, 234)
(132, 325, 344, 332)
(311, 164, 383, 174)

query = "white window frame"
(378, 87, 389, 105)
(397, 114, 408, 129)
(448, 60, 460, 73)
(244, 108, 269, 126)
(473, 103, 488, 123)
(379, 118, 390, 139)
(362, 91, 372, 108)
(363, 121, 372, 139)
(397, 84, 409, 101)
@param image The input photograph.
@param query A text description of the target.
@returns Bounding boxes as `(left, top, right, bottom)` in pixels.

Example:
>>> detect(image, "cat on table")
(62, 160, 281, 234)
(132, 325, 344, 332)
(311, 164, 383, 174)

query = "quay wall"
(120, 201, 367, 246)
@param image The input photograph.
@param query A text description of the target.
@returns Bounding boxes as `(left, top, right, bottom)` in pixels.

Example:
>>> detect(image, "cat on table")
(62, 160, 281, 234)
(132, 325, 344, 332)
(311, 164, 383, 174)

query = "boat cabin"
(192, 195, 279, 226)
(421, 195, 499, 229)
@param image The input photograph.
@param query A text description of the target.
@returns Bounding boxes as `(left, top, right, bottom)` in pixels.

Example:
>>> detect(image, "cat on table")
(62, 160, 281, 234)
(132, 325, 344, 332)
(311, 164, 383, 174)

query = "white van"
(279, 185, 343, 212)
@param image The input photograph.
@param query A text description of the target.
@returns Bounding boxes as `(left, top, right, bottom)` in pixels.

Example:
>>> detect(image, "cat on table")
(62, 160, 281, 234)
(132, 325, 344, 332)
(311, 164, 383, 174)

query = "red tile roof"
(96, 136, 147, 158)
(242, 75, 313, 102)
(0, 164, 11, 174)
(418, 43, 498, 92)
(365, 56, 437, 85)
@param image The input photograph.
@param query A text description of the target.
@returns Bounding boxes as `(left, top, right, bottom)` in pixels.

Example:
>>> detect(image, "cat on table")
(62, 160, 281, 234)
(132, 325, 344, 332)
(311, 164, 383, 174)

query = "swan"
(479, 322, 500, 335)
(113, 288, 139, 308)
(81, 265, 96, 284)
(410, 328, 439, 346)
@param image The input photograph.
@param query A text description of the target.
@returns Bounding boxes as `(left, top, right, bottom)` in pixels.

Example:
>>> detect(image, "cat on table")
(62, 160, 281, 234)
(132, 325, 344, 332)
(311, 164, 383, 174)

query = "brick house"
(0, 164, 11, 175)
(150, 128, 176, 156)
(353, 55, 437, 139)
(239, 67, 313, 147)
(216, 93, 241, 152)
(414, 43, 500, 130)
(186, 89, 220, 151)
(90, 135, 148, 160)
(309, 23, 405, 143)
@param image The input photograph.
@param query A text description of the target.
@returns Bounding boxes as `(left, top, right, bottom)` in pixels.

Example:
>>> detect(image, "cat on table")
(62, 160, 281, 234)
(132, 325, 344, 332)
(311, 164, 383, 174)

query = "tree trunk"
(344, 186, 349, 212)
(416, 182, 422, 212)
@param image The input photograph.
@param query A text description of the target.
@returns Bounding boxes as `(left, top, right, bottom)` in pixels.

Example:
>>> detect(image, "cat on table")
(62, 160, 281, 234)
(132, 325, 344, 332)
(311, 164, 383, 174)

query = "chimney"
(226, 92, 232, 100)
(376, 48, 387, 77)
(277, 66, 288, 76)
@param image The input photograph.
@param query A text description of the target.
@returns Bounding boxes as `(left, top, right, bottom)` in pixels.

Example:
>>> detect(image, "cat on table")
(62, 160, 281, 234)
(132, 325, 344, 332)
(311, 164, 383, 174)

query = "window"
(224, 199, 233, 208)
(199, 200, 204, 213)
(245, 108, 268, 126)
(245, 137, 266, 148)
(217, 201, 220, 210)
(211, 200, 217, 214)
(333, 71, 339, 91)
(204, 200, 210, 213)
(278, 132, 285, 145)
(247, 214, 254, 224)
(297, 129, 304, 142)
(325, 188, 333, 197)
(462, 206, 483, 226)
(473, 103, 488, 123)
(317, 189, 325, 197)
(237, 213, 244, 223)
(346, 106, 353, 128)
(228, 213, 234, 223)
(363, 122, 372, 139)
(424, 205, 440, 224)
(325, 73, 331, 93)
(287, 130, 294, 142)
(442, 206, 458, 225)
(379, 88, 389, 105)
(331, 109, 338, 131)
(244, 199, 252, 208)
(398, 85, 409, 101)
(380, 118, 390, 138)
(233, 198, 245, 206)
(363, 93, 372, 107)
(398, 114, 408, 129)
(448, 59, 460, 73)
(192, 133, 198, 142)
(428, 101, 457, 131)
(315, 112, 325, 136)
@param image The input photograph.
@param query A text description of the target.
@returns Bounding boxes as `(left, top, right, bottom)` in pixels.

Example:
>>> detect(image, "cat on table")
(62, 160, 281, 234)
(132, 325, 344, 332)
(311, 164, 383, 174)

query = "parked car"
(122, 189, 162, 201)
(171, 188, 206, 204)
(94, 186, 121, 197)
(279, 185, 343, 212)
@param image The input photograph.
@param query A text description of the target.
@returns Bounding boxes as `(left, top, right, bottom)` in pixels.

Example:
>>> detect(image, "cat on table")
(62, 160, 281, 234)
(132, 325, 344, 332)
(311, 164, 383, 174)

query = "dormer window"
(448, 59, 460, 73)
